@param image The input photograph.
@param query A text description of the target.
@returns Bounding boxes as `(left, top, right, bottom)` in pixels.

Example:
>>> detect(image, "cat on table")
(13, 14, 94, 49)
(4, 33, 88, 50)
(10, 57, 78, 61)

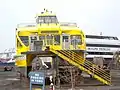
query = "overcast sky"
(0, 0, 120, 52)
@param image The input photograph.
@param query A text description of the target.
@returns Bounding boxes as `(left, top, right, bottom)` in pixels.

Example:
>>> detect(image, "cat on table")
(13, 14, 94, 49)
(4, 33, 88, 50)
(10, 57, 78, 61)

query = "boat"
(86, 34, 120, 63)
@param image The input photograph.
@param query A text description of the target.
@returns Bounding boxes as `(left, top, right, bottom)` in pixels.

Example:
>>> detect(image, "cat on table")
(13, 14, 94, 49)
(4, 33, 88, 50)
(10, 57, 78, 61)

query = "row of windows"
(87, 44, 120, 48)
(19, 36, 29, 46)
(36, 16, 58, 24)
(86, 35, 118, 40)
(17, 35, 82, 47)
(87, 52, 113, 55)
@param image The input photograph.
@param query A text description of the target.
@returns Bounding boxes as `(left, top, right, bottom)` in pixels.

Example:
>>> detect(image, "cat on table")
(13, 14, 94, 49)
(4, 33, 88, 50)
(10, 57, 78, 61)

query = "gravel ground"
(0, 71, 120, 90)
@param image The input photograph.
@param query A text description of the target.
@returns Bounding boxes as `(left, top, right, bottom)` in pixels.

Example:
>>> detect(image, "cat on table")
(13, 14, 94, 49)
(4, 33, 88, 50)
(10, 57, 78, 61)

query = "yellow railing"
(59, 50, 111, 82)
(50, 48, 111, 85)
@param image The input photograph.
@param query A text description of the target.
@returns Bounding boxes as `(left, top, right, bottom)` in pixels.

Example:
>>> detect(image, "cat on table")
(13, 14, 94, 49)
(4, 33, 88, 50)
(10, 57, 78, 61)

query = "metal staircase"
(50, 48, 111, 85)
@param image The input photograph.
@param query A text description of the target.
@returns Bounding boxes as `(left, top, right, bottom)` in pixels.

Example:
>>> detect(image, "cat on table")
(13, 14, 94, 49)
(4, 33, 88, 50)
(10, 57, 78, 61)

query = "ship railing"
(17, 23, 37, 28)
(59, 22, 77, 27)
(17, 22, 77, 27)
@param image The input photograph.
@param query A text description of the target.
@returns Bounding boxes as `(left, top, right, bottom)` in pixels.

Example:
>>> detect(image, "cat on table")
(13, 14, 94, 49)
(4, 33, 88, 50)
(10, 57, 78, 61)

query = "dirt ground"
(0, 71, 120, 90)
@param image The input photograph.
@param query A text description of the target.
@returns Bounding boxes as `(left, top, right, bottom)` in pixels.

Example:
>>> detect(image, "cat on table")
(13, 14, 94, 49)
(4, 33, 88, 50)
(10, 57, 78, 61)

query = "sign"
(86, 47, 117, 52)
(87, 47, 110, 51)
(29, 71, 45, 90)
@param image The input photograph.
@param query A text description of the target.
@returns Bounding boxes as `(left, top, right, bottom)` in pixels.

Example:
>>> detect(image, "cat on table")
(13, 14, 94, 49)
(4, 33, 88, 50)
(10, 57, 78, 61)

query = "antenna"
(100, 32, 102, 35)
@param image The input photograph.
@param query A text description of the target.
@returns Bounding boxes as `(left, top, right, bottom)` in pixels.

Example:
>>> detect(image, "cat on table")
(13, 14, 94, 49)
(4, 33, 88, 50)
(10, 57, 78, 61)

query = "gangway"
(50, 47, 111, 85)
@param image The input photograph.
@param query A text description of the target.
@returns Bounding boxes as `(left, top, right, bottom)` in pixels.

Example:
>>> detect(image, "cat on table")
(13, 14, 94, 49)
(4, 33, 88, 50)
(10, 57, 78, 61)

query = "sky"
(0, 0, 120, 52)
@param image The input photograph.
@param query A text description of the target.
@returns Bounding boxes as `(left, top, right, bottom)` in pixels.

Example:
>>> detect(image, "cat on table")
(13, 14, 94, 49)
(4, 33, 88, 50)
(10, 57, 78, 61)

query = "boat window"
(87, 52, 113, 55)
(46, 35, 53, 45)
(86, 35, 101, 39)
(38, 16, 44, 23)
(71, 35, 82, 45)
(63, 36, 69, 42)
(51, 16, 58, 23)
(86, 35, 119, 40)
(36, 16, 58, 24)
(114, 37, 118, 40)
(54, 35, 60, 45)
(30, 36, 37, 43)
(19, 36, 29, 46)
(39, 36, 45, 40)
(44, 16, 52, 23)
(109, 37, 114, 40)
(46, 35, 53, 39)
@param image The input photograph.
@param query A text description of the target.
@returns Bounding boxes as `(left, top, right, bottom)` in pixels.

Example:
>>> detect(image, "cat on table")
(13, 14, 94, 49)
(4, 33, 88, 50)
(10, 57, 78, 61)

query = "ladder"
(50, 48, 111, 85)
